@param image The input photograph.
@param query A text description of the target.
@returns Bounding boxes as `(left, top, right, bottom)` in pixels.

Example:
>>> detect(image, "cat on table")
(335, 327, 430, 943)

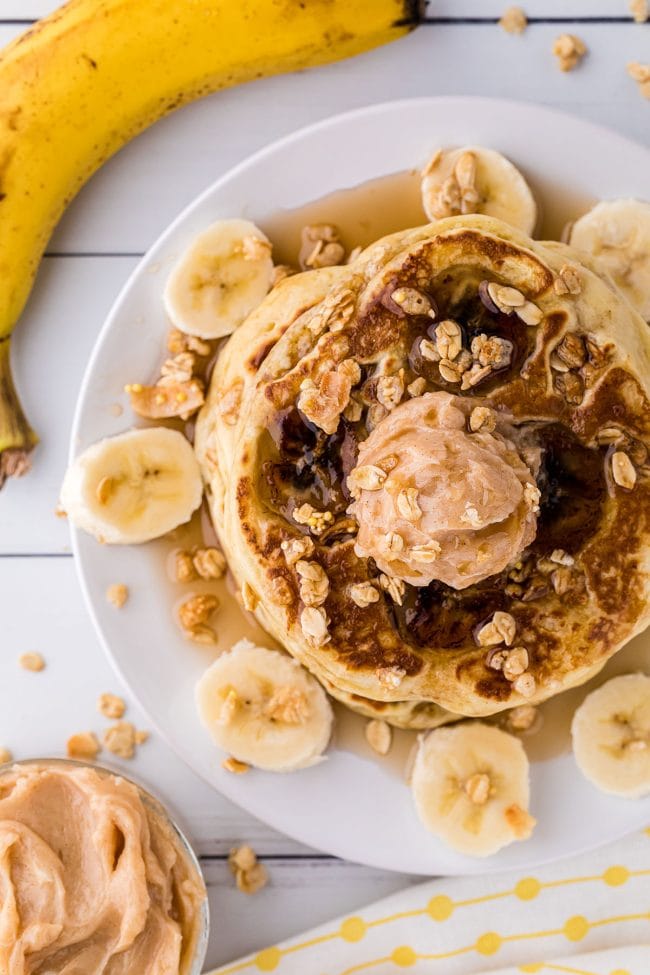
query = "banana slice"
(568, 199, 650, 320)
(421, 146, 537, 235)
(164, 218, 274, 339)
(572, 673, 650, 799)
(196, 639, 334, 772)
(61, 427, 203, 544)
(411, 722, 535, 857)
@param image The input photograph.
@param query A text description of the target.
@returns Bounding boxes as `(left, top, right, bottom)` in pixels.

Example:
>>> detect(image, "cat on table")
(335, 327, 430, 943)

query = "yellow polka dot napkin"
(207, 826, 650, 975)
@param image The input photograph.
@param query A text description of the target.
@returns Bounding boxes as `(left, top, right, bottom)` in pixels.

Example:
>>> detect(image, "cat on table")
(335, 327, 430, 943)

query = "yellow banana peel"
(0, 0, 422, 485)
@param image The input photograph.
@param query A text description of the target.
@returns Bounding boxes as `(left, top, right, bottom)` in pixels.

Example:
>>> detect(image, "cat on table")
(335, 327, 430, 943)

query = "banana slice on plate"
(164, 218, 274, 339)
(61, 427, 203, 544)
(411, 722, 535, 857)
(568, 199, 650, 321)
(421, 146, 537, 235)
(196, 639, 334, 772)
(572, 673, 650, 799)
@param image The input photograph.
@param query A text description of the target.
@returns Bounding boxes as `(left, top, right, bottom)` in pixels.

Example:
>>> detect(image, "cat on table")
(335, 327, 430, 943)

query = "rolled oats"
(469, 406, 496, 433)
(281, 536, 315, 566)
(193, 547, 227, 580)
(349, 582, 380, 607)
(103, 721, 139, 759)
(381, 531, 405, 556)
(553, 33, 587, 72)
(499, 5, 527, 34)
(554, 264, 582, 296)
(379, 573, 405, 605)
(67, 732, 100, 761)
(477, 611, 517, 647)
(376, 666, 406, 689)
(612, 451, 637, 489)
(222, 757, 250, 774)
(517, 301, 544, 326)
(159, 352, 196, 386)
(365, 719, 392, 755)
(555, 332, 587, 369)
(461, 363, 493, 389)
(296, 559, 329, 607)
(300, 606, 330, 646)
(438, 359, 462, 384)
(550, 548, 574, 566)
(376, 372, 405, 411)
(419, 338, 440, 362)
(175, 551, 197, 583)
(410, 541, 442, 563)
(551, 566, 573, 595)
(434, 320, 463, 361)
(508, 704, 539, 732)
(264, 686, 310, 724)
(348, 464, 387, 494)
(407, 377, 427, 397)
(396, 487, 422, 522)
(391, 287, 435, 317)
(19, 652, 45, 672)
(487, 283, 525, 310)
(98, 693, 126, 720)
(464, 772, 490, 805)
(300, 224, 345, 270)
(229, 845, 269, 895)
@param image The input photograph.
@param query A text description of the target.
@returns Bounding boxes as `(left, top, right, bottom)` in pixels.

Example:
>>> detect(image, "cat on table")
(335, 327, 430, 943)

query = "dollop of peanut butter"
(348, 392, 540, 589)
(0, 762, 205, 974)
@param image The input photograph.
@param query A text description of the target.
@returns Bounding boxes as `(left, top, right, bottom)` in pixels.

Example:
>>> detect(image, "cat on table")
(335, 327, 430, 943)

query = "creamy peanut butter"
(0, 762, 206, 974)
(349, 392, 540, 589)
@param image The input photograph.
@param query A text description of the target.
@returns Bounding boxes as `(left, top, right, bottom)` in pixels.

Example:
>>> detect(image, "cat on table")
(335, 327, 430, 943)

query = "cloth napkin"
(207, 825, 650, 975)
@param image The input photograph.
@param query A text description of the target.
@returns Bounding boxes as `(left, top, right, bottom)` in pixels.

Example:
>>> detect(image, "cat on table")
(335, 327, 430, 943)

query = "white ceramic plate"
(70, 97, 650, 875)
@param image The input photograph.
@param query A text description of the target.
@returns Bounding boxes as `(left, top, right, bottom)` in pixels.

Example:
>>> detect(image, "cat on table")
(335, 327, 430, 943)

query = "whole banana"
(0, 0, 421, 485)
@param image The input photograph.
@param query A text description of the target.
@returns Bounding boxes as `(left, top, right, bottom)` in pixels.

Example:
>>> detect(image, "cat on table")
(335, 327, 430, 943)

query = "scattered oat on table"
(552, 34, 587, 72)
(229, 845, 269, 895)
(222, 756, 250, 774)
(0, 748, 13, 764)
(67, 731, 100, 760)
(97, 693, 126, 720)
(629, 0, 649, 22)
(365, 719, 392, 756)
(103, 721, 142, 759)
(174, 550, 196, 582)
(627, 61, 650, 99)
(499, 6, 527, 34)
(135, 730, 149, 745)
(18, 652, 45, 672)
(106, 583, 129, 608)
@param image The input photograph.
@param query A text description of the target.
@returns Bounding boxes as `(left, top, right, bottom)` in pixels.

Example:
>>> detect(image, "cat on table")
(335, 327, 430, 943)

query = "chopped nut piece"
(103, 721, 139, 759)
(264, 686, 310, 724)
(229, 844, 257, 872)
(178, 593, 219, 631)
(67, 732, 100, 761)
(472, 333, 513, 369)
(551, 566, 573, 595)
(407, 377, 427, 397)
(298, 359, 360, 435)
(365, 719, 392, 755)
(434, 320, 463, 361)
(176, 551, 197, 583)
(464, 772, 490, 805)
(611, 451, 637, 489)
(499, 5, 527, 34)
(391, 287, 435, 317)
(629, 0, 648, 22)
(300, 606, 330, 646)
(396, 487, 422, 523)
(106, 583, 129, 608)
(513, 672, 537, 698)
(18, 651, 45, 672)
(0, 748, 12, 764)
(167, 328, 211, 356)
(222, 757, 250, 774)
(504, 803, 536, 838)
(376, 372, 405, 411)
(193, 547, 227, 580)
(300, 224, 345, 270)
(296, 559, 329, 608)
(553, 33, 587, 72)
(376, 666, 406, 689)
(379, 573, 405, 605)
(410, 541, 442, 563)
(348, 464, 387, 494)
(508, 704, 539, 732)
(502, 646, 530, 681)
(469, 406, 496, 433)
(236, 860, 268, 895)
(281, 536, 315, 566)
(349, 582, 380, 608)
(186, 623, 217, 645)
(476, 611, 517, 647)
(98, 693, 126, 720)
(550, 548, 574, 566)
(486, 647, 509, 671)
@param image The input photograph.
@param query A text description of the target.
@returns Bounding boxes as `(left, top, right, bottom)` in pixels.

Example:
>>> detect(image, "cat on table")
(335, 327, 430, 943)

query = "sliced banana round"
(572, 673, 650, 799)
(164, 218, 274, 339)
(568, 199, 650, 320)
(196, 639, 334, 772)
(411, 722, 535, 857)
(421, 146, 537, 235)
(61, 427, 203, 544)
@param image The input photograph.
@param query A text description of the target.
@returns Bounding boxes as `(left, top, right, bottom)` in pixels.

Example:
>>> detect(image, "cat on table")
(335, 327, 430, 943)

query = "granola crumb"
(507, 704, 539, 732)
(629, 0, 648, 21)
(0, 747, 13, 764)
(178, 593, 219, 632)
(627, 61, 650, 99)
(365, 719, 392, 755)
(103, 721, 138, 759)
(174, 550, 197, 583)
(67, 731, 100, 760)
(229, 845, 269, 895)
(135, 729, 149, 745)
(97, 692, 126, 720)
(193, 547, 227, 580)
(222, 756, 250, 774)
(18, 652, 45, 672)
(499, 6, 527, 35)
(106, 583, 129, 608)
(552, 33, 587, 72)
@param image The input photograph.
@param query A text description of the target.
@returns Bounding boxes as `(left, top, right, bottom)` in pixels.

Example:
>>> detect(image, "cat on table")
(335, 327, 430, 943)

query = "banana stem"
(0, 337, 38, 486)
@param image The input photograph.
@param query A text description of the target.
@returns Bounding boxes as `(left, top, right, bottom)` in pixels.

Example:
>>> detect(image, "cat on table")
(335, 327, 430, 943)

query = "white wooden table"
(0, 1, 647, 968)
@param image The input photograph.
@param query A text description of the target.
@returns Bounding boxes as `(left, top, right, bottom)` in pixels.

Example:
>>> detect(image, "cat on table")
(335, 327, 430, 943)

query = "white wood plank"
(0, 555, 313, 858)
(0, 21, 645, 263)
(0, 257, 139, 554)
(201, 859, 412, 970)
